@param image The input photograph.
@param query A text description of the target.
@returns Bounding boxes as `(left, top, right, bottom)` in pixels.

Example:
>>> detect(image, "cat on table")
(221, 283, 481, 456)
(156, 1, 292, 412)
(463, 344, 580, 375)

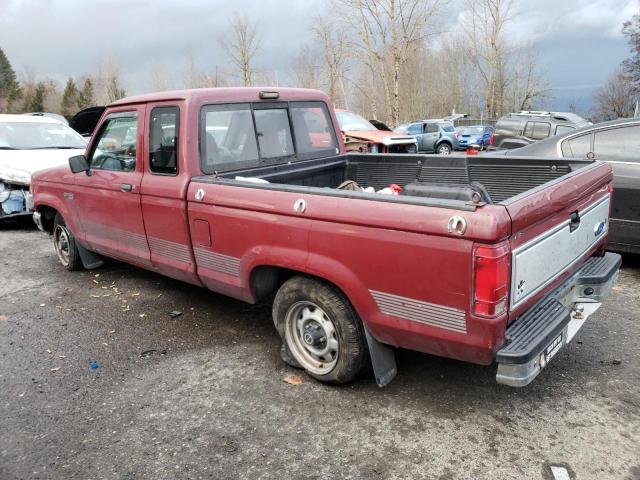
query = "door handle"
(120, 183, 133, 192)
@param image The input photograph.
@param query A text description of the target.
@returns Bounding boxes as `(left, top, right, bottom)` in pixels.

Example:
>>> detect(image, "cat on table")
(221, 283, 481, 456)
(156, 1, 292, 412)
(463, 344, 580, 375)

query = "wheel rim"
(54, 225, 71, 267)
(284, 301, 339, 375)
(438, 145, 451, 155)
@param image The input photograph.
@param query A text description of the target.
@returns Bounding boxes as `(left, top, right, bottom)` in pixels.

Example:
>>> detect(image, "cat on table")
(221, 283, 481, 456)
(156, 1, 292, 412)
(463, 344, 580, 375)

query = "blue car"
(456, 125, 494, 150)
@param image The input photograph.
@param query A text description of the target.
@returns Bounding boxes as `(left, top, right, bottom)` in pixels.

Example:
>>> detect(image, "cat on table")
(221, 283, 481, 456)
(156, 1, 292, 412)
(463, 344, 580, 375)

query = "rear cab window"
(200, 100, 338, 173)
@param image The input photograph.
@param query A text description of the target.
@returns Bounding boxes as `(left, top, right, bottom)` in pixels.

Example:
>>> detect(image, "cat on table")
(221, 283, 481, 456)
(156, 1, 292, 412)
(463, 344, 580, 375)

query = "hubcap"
(438, 146, 451, 155)
(54, 225, 71, 266)
(284, 301, 339, 375)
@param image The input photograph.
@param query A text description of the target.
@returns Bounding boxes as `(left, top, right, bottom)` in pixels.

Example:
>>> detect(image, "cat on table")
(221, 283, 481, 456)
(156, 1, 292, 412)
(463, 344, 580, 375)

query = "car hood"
(0, 148, 85, 185)
(343, 130, 415, 144)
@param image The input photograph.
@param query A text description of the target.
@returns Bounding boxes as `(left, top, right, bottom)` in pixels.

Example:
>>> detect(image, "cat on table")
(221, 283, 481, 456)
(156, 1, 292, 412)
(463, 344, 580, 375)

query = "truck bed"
(214, 153, 589, 207)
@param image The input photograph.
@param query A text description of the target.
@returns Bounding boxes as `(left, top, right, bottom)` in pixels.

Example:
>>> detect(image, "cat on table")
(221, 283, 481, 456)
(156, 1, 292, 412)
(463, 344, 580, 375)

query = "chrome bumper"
(496, 253, 621, 387)
(32, 211, 44, 231)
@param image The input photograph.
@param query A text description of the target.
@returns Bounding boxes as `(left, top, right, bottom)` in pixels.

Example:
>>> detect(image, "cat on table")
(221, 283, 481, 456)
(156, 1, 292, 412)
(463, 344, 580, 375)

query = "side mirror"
(69, 155, 90, 175)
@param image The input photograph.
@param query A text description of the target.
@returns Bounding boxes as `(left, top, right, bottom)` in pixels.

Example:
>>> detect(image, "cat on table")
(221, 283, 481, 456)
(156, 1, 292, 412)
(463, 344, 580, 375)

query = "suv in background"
(395, 119, 459, 155)
(491, 111, 590, 150)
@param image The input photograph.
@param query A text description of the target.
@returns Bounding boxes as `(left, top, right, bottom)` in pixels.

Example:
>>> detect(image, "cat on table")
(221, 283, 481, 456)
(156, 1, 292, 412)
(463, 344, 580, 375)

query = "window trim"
(87, 111, 138, 173)
(149, 105, 180, 176)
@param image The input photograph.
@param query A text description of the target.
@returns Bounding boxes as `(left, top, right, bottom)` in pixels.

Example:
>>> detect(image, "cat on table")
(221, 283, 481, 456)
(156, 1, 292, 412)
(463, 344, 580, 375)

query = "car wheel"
(272, 276, 368, 384)
(437, 143, 452, 155)
(53, 213, 82, 271)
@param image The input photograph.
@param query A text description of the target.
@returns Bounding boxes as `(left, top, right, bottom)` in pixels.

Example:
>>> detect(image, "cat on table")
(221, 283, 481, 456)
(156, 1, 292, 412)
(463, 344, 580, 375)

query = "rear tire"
(437, 143, 452, 155)
(53, 214, 82, 271)
(272, 276, 368, 384)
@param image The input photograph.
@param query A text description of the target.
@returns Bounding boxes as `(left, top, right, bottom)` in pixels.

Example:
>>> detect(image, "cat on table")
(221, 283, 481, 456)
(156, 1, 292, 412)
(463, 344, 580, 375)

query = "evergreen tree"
(76, 77, 95, 110)
(61, 78, 78, 118)
(24, 81, 47, 112)
(106, 75, 126, 102)
(0, 47, 20, 112)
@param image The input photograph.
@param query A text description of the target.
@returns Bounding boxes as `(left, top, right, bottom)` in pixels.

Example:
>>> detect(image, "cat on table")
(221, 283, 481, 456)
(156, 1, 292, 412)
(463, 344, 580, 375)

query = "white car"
(0, 114, 87, 220)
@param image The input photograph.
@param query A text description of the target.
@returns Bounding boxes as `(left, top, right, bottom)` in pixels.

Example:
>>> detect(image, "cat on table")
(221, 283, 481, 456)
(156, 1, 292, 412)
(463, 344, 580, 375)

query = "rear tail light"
(489, 134, 495, 146)
(473, 243, 510, 317)
(455, 131, 460, 139)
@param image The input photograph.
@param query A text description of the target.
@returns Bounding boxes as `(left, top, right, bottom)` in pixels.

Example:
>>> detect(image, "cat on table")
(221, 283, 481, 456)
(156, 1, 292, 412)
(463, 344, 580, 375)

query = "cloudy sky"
(0, 0, 638, 111)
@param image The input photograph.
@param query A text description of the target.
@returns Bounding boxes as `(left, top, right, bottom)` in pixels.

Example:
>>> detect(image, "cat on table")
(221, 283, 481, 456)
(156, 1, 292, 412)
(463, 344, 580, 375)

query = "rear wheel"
(437, 143, 452, 155)
(53, 214, 82, 271)
(272, 276, 368, 384)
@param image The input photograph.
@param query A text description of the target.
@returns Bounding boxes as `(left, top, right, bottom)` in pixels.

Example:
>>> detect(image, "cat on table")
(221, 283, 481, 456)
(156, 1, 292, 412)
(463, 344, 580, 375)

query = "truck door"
(74, 107, 151, 266)
(139, 103, 201, 285)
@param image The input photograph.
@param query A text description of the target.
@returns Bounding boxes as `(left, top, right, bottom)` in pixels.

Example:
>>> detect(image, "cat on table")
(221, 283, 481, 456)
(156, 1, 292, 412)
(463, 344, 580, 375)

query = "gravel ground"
(1, 220, 639, 480)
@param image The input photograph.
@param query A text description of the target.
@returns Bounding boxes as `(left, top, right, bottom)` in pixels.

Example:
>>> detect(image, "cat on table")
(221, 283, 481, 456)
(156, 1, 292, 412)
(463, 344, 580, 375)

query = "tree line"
(0, 0, 638, 125)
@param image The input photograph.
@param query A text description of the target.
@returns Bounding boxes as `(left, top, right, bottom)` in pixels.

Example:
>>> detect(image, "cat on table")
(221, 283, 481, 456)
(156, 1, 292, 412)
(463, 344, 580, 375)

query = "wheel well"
(37, 206, 58, 234)
(250, 265, 351, 306)
(437, 140, 452, 148)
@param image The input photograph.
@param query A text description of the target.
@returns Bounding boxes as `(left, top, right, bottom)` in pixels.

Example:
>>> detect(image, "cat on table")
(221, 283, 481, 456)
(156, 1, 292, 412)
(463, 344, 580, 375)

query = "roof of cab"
(109, 87, 331, 107)
(0, 113, 63, 124)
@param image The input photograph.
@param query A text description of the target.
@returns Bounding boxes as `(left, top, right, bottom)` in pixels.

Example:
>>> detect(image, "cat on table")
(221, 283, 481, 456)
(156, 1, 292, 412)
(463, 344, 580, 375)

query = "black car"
(504, 118, 640, 254)
(491, 111, 591, 150)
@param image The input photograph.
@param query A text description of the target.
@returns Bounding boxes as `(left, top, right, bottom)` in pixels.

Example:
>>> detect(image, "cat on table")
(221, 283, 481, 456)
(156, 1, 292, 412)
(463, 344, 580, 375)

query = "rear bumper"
(496, 252, 621, 387)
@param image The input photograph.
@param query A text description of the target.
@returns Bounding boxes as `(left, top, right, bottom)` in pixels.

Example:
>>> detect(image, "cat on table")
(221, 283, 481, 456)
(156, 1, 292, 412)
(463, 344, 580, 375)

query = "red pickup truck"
(31, 87, 620, 388)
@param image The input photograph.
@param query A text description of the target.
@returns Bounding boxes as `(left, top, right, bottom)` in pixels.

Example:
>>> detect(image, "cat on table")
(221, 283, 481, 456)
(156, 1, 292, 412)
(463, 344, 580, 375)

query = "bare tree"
(218, 13, 261, 86)
(290, 45, 322, 89)
(592, 67, 636, 121)
(334, 0, 444, 126)
(463, 0, 514, 118)
(312, 16, 350, 107)
(506, 45, 549, 112)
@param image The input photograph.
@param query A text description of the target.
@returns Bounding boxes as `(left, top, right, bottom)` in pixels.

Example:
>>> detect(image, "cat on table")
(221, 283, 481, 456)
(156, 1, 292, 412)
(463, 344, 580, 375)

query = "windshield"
(461, 127, 484, 135)
(335, 111, 377, 132)
(0, 121, 87, 150)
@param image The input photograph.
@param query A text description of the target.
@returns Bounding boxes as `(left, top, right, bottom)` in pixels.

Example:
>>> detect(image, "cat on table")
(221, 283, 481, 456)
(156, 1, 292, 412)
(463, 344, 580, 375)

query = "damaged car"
(0, 114, 86, 220)
(335, 109, 417, 153)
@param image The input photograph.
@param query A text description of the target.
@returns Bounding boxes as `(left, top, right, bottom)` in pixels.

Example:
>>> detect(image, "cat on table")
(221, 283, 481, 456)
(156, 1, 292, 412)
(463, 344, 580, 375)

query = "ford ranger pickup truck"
(31, 87, 621, 388)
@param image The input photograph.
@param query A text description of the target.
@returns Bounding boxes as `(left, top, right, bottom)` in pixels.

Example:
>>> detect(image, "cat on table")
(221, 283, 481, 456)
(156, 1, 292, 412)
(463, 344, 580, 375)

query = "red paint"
(31, 87, 613, 368)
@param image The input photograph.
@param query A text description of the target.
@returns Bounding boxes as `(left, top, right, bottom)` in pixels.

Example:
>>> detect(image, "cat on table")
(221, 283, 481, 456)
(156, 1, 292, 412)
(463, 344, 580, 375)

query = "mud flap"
(364, 325, 397, 387)
(77, 244, 104, 270)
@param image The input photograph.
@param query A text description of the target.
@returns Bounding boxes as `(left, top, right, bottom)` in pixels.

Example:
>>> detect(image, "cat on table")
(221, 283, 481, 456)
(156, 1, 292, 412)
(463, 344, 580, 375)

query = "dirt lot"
(1, 221, 639, 480)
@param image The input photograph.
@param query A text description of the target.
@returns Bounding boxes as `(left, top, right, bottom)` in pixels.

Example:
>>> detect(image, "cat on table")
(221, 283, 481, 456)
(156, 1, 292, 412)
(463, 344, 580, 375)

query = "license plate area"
(540, 332, 563, 369)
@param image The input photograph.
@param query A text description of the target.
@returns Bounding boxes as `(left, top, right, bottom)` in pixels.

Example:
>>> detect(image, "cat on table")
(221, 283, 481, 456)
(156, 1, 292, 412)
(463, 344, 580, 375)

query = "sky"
(0, 0, 638, 113)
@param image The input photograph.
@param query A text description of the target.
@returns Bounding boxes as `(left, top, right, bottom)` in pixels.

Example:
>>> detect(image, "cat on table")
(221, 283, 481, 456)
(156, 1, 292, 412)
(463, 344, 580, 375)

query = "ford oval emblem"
(594, 221, 605, 237)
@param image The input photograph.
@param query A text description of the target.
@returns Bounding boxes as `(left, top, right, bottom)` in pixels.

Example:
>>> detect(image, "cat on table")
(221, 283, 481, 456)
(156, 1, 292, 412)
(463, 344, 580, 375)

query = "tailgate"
(504, 161, 613, 318)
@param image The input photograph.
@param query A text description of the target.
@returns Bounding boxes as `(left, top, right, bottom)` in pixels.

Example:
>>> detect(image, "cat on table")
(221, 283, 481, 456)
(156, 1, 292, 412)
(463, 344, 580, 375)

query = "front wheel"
(272, 276, 368, 384)
(436, 143, 452, 155)
(53, 214, 82, 271)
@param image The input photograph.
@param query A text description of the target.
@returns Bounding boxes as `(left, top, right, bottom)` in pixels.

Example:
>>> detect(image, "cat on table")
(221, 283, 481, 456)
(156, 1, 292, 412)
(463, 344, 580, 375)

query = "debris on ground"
(50, 367, 60, 373)
(612, 359, 622, 365)
(283, 374, 304, 385)
(0, 315, 7, 321)
(140, 349, 167, 358)
(169, 310, 182, 318)
(90, 361, 99, 369)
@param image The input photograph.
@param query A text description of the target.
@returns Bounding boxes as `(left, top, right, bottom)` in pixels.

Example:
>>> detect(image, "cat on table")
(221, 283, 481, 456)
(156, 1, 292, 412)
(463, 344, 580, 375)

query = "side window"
(555, 125, 575, 136)
(561, 133, 592, 158)
(253, 108, 294, 159)
(524, 121, 551, 140)
(593, 126, 640, 162)
(290, 101, 339, 159)
(89, 114, 137, 172)
(495, 118, 520, 135)
(407, 123, 422, 135)
(200, 104, 259, 173)
(149, 106, 179, 175)
(425, 123, 438, 133)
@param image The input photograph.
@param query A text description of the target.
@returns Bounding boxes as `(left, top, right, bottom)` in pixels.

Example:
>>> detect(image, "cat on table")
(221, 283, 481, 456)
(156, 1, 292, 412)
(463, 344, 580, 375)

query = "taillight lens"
(489, 134, 495, 146)
(473, 243, 510, 317)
